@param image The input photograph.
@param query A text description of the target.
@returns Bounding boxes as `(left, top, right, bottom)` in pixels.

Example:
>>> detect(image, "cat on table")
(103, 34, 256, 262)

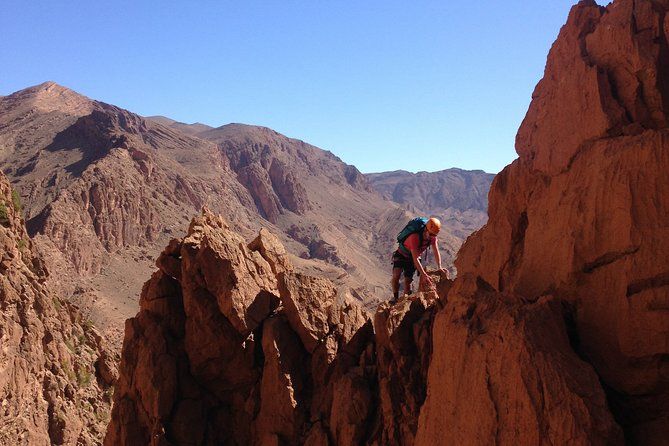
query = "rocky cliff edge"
(0, 170, 116, 445)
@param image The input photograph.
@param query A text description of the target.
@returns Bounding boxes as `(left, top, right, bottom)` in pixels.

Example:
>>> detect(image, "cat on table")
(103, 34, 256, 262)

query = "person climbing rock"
(391, 217, 446, 302)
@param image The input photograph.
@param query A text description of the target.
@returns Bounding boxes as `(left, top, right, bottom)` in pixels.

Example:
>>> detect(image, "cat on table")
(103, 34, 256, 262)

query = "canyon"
(3, 0, 669, 444)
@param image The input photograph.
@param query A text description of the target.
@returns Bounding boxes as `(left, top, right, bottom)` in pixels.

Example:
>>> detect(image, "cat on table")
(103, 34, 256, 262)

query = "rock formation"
(417, 0, 669, 444)
(107, 2, 669, 444)
(0, 82, 263, 347)
(197, 123, 430, 298)
(105, 210, 447, 445)
(416, 276, 624, 445)
(0, 171, 115, 445)
(107, 206, 631, 445)
(15, 0, 669, 443)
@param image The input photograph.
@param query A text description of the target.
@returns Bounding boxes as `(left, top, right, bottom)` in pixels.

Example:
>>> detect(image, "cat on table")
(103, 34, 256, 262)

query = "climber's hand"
(420, 273, 434, 290)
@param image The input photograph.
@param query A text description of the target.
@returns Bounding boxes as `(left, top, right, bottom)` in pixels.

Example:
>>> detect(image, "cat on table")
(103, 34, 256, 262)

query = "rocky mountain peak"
(517, 0, 669, 174)
(3, 81, 93, 116)
(22, 81, 75, 97)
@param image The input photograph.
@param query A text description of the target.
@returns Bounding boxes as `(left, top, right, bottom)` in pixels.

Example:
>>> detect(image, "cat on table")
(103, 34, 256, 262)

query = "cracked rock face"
(438, 0, 669, 443)
(216, 128, 316, 222)
(106, 210, 446, 445)
(416, 276, 623, 445)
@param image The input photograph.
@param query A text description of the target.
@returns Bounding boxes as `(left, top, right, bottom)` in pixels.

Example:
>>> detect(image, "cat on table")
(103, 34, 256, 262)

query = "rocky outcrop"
(218, 127, 313, 221)
(107, 207, 627, 445)
(269, 159, 311, 216)
(237, 162, 286, 223)
(515, 0, 669, 175)
(372, 290, 444, 445)
(106, 210, 446, 445)
(416, 276, 623, 445)
(0, 172, 115, 445)
(418, 0, 669, 443)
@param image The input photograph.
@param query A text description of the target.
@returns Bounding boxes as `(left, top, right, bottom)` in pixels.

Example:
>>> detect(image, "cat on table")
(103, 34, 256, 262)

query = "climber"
(391, 217, 446, 302)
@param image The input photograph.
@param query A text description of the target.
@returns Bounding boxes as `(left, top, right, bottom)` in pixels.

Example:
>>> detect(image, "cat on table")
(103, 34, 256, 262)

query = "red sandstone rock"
(248, 228, 293, 275)
(181, 211, 280, 334)
(0, 172, 113, 445)
(237, 162, 285, 223)
(416, 276, 623, 445)
(278, 272, 339, 353)
(447, 0, 669, 442)
(372, 288, 440, 445)
(254, 316, 308, 444)
(85, 1, 669, 443)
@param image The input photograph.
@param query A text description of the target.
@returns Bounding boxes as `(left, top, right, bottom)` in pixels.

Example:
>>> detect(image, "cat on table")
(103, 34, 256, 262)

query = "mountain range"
(0, 82, 492, 349)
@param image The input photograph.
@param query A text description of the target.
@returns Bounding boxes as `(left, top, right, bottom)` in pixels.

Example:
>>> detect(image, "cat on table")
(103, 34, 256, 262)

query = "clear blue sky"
(1, 1, 579, 174)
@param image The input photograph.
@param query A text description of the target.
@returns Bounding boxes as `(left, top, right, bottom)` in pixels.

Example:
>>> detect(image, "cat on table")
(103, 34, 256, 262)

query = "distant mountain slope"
(366, 168, 494, 239)
(366, 168, 493, 213)
(145, 115, 213, 137)
(0, 82, 265, 344)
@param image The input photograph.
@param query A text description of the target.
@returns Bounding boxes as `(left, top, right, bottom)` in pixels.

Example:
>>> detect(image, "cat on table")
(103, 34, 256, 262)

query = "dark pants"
(392, 250, 416, 278)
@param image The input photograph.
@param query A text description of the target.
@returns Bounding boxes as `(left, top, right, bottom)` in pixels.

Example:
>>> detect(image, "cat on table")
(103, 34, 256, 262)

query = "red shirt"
(400, 232, 433, 257)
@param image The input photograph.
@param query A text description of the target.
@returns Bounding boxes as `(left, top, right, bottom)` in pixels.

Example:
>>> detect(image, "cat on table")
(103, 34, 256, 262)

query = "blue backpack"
(397, 217, 428, 254)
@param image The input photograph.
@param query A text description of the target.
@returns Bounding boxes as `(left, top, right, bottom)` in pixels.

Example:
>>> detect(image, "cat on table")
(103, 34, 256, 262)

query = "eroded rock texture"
(0, 172, 115, 445)
(417, 0, 669, 444)
(416, 276, 623, 445)
(106, 210, 445, 445)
